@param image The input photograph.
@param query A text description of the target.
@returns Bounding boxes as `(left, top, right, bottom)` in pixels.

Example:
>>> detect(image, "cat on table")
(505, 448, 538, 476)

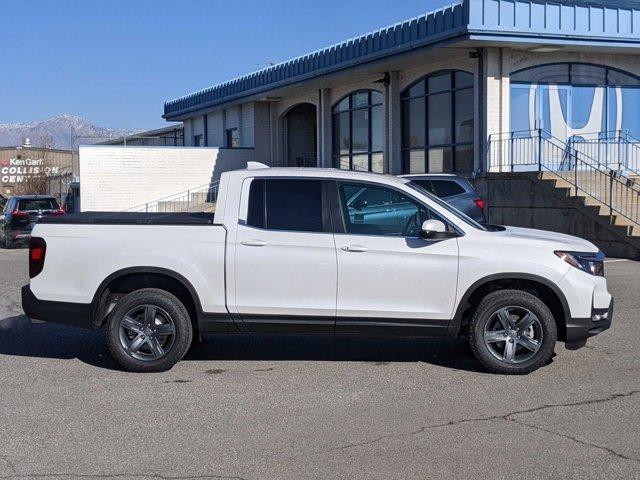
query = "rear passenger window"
(411, 180, 435, 194)
(431, 180, 465, 198)
(247, 179, 324, 232)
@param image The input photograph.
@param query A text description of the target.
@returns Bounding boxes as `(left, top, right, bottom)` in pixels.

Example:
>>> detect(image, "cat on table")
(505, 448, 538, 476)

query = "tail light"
(29, 237, 47, 278)
(473, 198, 485, 210)
(12, 209, 29, 219)
(52, 208, 66, 216)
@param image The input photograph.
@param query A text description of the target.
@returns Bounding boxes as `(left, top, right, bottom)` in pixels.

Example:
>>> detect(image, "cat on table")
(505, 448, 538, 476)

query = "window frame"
(242, 177, 333, 234)
(401, 70, 475, 174)
(509, 62, 640, 138)
(332, 90, 384, 173)
(330, 180, 459, 238)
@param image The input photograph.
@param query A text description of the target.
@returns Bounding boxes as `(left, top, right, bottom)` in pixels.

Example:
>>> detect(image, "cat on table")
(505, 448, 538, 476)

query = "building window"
(226, 127, 239, 148)
(332, 90, 384, 173)
(193, 134, 203, 146)
(510, 63, 640, 141)
(401, 71, 474, 174)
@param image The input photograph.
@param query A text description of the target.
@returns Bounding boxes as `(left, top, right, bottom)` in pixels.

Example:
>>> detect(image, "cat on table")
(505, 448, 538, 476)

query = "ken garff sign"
(0, 157, 61, 184)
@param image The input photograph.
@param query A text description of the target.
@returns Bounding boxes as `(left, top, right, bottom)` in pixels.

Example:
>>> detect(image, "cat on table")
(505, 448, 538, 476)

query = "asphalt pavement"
(0, 248, 638, 479)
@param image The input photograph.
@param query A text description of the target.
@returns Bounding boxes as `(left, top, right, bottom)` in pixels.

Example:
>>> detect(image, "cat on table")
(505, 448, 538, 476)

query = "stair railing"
(124, 181, 220, 213)
(487, 129, 639, 228)
(569, 130, 640, 177)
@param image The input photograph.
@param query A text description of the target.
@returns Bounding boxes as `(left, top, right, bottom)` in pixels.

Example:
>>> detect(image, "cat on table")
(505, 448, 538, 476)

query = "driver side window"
(338, 182, 441, 237)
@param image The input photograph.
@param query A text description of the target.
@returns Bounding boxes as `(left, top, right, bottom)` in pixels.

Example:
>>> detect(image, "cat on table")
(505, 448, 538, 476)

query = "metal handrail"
(569, 130, 640, 177)
(124, 181, 220, 213)
(487, 129, 639, 228)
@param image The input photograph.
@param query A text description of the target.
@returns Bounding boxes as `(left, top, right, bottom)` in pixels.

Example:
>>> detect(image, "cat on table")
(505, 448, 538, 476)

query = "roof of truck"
(232, 166, 410, 186)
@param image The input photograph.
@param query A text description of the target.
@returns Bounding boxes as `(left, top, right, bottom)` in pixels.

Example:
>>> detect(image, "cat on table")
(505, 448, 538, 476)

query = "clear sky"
(0, 0, 452, 129)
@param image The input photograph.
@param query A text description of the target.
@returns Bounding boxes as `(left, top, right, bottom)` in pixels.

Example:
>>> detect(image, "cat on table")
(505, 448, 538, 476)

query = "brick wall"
(79, 146, 253, 211)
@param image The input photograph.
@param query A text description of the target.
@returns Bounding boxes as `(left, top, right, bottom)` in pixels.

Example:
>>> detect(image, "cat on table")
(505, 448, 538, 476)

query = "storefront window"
(401, 70, 475, 174)
(332, 90, 384, 173)
(510, 63, 640, 141)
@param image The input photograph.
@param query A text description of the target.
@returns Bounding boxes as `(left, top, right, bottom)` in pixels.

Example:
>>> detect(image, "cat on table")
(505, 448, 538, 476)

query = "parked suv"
(401, 174, 486, 223)
(0, 196, 65, 248)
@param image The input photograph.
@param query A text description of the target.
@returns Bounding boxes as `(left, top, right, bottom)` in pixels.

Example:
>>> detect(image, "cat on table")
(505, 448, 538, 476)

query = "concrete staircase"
(540, 171, 640, 238)
(156, 191, 216, 213)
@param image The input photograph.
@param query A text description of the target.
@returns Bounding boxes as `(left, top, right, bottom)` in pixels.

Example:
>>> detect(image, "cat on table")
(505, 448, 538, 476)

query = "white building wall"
(191, 116, 205, 144)
(207, 111, 224, 147)
(79, 146, 253, 211)
(183, 119, 193, 146)
(253, 102, 272, 164)
(241, 103, 255, 147)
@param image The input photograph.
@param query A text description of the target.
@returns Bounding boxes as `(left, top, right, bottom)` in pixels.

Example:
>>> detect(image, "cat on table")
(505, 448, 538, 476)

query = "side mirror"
(420, 219, 451, 240)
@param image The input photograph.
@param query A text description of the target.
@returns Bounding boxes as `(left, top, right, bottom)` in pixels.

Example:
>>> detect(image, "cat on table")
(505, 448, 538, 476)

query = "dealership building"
(80, 0, 640, 257)
(163, 0, 640, 176)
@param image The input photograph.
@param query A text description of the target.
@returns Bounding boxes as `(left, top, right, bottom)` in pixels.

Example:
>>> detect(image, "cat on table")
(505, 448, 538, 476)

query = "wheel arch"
(90, 267, 203, 331)
(448, 273, 571, 341)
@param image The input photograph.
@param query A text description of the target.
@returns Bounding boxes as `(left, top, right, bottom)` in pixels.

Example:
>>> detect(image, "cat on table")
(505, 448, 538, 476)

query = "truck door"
(332, 181, 459, 336)
(232, 177, 337, 333)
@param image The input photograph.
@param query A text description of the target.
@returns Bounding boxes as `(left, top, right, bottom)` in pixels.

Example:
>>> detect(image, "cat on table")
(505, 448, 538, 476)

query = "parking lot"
(0, 247, 638, 479)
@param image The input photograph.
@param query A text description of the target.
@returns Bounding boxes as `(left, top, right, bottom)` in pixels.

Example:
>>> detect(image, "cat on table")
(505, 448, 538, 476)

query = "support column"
(484, 48, 510, 172)
(386, 71, 402, 174)
(317, 88, 333, 168)
(269, 103, 279, 166)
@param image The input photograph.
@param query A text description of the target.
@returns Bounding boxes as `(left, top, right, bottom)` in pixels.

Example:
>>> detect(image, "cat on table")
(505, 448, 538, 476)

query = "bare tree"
(11, 173, 51, 196)
(36, 132, 55, 149)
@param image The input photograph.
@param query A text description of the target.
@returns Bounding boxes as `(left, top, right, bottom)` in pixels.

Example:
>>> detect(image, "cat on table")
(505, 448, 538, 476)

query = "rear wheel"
(468, 289, 557, 374)
(106, 288, 193, 372)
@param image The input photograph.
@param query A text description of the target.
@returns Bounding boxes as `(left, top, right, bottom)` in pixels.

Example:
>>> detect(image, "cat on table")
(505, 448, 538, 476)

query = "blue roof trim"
(468, 0, 640, 39)
(163, 2, 469, 118)
(164, 0, 640, 119)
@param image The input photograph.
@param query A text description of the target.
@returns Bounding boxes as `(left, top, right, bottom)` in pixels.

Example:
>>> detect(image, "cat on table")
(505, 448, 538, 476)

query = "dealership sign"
(0, 157, 61, 184)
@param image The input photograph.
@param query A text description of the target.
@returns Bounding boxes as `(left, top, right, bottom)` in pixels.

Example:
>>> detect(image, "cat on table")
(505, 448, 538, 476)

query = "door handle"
(341, 244, 368, 253)
(241, 239, 269, 247)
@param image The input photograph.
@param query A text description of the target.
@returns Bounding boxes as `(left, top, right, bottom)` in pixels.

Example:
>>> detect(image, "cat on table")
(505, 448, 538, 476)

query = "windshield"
(406, 181, 488, 231)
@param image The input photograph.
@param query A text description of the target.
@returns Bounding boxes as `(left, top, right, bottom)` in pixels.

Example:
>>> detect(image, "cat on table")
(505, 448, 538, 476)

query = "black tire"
(106, 288, 193, 372)
(468, 289, 557, 375)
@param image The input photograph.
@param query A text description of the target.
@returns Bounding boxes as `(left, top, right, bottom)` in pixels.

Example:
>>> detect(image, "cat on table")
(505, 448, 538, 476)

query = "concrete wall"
(80, 146, 253, 211)
(474, 172, 640, 259)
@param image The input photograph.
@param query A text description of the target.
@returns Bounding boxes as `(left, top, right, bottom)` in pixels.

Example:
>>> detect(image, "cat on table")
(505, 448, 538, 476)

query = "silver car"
(401, 174, 486, 224)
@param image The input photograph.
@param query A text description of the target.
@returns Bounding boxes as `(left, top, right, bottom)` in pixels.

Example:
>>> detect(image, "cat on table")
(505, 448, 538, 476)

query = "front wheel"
(468, 289, 557, 374)
(106, 288, 193, 372)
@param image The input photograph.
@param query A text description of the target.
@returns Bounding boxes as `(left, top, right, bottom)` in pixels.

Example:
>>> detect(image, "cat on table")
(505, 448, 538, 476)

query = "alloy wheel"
(117, 305, 176, 361)
(483, 306, 543, 364)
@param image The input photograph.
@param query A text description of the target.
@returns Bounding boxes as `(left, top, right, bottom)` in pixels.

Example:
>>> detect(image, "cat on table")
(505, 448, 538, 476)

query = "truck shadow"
(0, 314, 488, 373)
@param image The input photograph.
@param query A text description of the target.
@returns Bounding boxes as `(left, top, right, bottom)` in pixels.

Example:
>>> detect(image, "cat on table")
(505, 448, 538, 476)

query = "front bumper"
(565, 297, 613, 350)
(21, 285, 96, 330)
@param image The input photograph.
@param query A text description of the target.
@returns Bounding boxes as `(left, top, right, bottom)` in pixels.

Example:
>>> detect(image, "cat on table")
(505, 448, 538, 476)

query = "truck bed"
(39, 211, 216, 226)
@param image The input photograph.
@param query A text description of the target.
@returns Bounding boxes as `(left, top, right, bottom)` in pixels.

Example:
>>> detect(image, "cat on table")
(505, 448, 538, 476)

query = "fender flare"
(90, 266, 204, 328)
(447, 272, 571, 336)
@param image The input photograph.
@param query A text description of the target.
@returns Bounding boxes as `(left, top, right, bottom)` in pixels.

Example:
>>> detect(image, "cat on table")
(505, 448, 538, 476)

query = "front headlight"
(555, 251, 605, 276)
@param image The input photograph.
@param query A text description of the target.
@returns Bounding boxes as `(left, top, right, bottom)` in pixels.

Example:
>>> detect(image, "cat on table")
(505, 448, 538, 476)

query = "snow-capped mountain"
(0, 115, 141, 150)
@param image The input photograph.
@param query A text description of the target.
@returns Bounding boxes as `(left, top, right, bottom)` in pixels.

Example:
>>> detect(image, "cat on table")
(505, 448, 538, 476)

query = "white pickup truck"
(22, 165, 613, 374)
